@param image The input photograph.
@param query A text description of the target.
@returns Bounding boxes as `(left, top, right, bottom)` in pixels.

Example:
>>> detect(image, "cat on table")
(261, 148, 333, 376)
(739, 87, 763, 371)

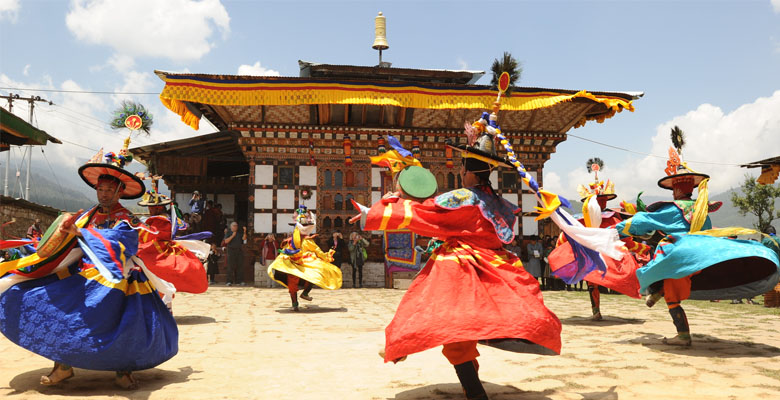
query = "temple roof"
(155, 68, 642, 135)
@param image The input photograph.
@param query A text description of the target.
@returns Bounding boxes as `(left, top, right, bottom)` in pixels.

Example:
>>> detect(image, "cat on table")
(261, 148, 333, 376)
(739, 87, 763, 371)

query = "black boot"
(663, 305, 691, 346)
(300, 282, 313, 301)
(289, 293, 299, 311)
(453, 361, 488, 400)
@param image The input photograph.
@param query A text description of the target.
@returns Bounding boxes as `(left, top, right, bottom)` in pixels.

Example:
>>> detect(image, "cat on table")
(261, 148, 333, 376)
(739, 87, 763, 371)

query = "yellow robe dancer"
(268, 226, 342, 311)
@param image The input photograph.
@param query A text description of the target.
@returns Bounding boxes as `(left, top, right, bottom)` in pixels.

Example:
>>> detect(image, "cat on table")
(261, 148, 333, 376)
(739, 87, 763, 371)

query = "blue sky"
(2, 0, 780, 203)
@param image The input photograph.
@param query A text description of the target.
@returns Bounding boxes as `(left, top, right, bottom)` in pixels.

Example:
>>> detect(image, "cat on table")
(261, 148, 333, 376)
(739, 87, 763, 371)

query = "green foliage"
(730, 175, 780, 232)
(490, 52, 522, 95)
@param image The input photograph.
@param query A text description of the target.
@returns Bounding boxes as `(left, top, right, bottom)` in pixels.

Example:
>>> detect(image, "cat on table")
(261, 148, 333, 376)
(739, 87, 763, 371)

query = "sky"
(1, 0, 780, 204)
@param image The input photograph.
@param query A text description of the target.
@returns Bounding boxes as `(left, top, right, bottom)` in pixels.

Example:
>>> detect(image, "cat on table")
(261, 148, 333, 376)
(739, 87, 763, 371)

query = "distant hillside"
(6, 172, 93, 212)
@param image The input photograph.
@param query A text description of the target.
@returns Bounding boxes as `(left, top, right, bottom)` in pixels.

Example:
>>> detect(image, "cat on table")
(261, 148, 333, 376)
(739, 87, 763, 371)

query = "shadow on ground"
(573, 385, 619, 400)
(619, 332, 780, 357)
(7, 366, 199, 399)
(275, 305, 349, 314)
(560, 316, 645, 326)
(174, 315, 217, 325)
(389, 382, 556, 399)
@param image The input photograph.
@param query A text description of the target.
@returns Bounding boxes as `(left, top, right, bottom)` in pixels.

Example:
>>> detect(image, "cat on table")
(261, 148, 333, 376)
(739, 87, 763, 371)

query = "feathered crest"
(670, 126, 685, 154)
(110, 101, 153, 135)
(490, 52, 521, 95)
(586, 157, 604, 174)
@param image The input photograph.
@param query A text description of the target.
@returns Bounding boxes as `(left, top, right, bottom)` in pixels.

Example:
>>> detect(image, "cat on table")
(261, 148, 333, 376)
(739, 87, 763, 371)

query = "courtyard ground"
(1, 287, 779, 400)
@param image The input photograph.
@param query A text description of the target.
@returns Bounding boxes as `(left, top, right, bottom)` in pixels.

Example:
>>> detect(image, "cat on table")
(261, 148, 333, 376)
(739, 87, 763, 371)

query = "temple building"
(142, 62, 640, 241)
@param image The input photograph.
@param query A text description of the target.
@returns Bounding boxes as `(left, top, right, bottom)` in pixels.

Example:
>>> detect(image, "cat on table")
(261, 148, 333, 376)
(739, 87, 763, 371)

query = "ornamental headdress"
(136, 174, 172, 206)
(371, 135, 437, 200)
(657, 126, 709, 192)
(77, 101, 153, 199)
(651, 126, 719, 233)
(474, 71, 625, 285)
(577, 157, 616, 204)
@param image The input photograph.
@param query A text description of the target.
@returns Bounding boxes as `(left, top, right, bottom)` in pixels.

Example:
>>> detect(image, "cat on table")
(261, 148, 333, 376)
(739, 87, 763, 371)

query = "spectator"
(202, 200, 219, 243)
(206, 243, 221, 285)
(223, 222, 247, 286)
(525, 235, 543, 284)
(542, 237, 555, 290)
(348, 232, 370, 288)
(26, 219, 43, 240)
(327, 231, 347, 270)
(505, 237, 523, 258)
(261, 234, 279, 288)
(214, 203, 226, 244)
(188, 191, 205, 231)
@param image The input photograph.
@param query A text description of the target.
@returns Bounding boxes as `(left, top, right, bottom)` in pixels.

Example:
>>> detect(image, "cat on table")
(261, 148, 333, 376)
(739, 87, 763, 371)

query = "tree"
(730, 175, 780, 232)
(490, 52, 522, 95)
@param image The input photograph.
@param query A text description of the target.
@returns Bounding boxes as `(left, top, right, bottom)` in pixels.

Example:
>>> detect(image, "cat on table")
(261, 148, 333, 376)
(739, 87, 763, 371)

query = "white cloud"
(107, 53, 135, 73)
(456, 58, 469, 71)
(772, 0, 780, 13)
(66, 0, 230, 62)
(237, 61, 281, 76)
(0, 0, 19, 22)
(22, 64, 30, 76)
(541, 171, 563, 196)
(551, 91, 780, 203)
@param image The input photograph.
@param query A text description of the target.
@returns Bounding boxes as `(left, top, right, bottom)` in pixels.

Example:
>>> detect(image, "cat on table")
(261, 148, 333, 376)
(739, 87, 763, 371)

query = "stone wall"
(0, 196, 60, 240)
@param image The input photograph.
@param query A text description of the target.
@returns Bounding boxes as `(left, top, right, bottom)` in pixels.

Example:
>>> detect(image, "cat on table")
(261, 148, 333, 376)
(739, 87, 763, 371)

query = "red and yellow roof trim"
(156, 71, 637, 131)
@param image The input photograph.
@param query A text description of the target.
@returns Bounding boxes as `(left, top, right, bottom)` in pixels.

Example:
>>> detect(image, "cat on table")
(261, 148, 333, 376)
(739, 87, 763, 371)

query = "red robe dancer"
(356, 182, 561, 399)
(134, 179, 208, 295)
(549, 161, 650, 320)
(136, 215, 208, 294)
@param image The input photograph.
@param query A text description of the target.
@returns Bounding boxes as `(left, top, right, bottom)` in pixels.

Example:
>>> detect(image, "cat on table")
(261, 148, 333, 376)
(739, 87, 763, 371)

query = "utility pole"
(1, 93, 53, 199)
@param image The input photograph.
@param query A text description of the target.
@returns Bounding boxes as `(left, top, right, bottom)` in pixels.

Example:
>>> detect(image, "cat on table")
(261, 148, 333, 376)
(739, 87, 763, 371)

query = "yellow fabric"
(398, 200, 413, 230)
(370, 150, 421, 178)
(689, 178, 710, 233)
(689, 227, 761, 238)
(157, 74, 635, 131)
(267, 238, 343, 290)
(582, 195, 594, 228)
(534, 189, 562, 221)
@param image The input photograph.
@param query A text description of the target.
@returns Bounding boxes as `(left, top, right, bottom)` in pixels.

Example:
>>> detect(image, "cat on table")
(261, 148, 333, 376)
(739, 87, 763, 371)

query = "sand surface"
(2, 288, 779, 400)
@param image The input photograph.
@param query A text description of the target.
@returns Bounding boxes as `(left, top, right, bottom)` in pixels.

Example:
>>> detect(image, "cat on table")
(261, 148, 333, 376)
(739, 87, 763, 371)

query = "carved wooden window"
(278, 166, 294, 185)
(334, 217, 343, 229)
(334, 193, 343, 210)
(334, 170, 343, 187)
(447, 173, 455, 189)
(356, 171, 366, 186)
(345, 194, 354, 210)
(324, 170, 332, 188)
(345, 170, 355, 187)
(322, 217, 332, 230)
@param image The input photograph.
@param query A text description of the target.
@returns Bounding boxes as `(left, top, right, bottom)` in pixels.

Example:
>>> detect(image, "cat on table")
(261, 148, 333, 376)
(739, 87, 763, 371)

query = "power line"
(0, 86, 157, 95)
(566, 133, 748, 167)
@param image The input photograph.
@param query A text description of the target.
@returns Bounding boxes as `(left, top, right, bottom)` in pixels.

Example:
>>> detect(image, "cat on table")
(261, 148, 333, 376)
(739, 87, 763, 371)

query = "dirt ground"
(1, 287, 779, 400)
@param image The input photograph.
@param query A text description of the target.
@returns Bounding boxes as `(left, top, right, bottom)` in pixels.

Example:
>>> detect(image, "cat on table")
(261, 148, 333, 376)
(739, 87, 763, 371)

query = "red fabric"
(549, 212, 643, 298)
(442, 341, 479, 365)
(549, 242, 642, 298)
(287, 275, 299, 294)
(136, 216, 208, 294)
(365, 193, 561, 362)
(383, 241, 562, 361)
